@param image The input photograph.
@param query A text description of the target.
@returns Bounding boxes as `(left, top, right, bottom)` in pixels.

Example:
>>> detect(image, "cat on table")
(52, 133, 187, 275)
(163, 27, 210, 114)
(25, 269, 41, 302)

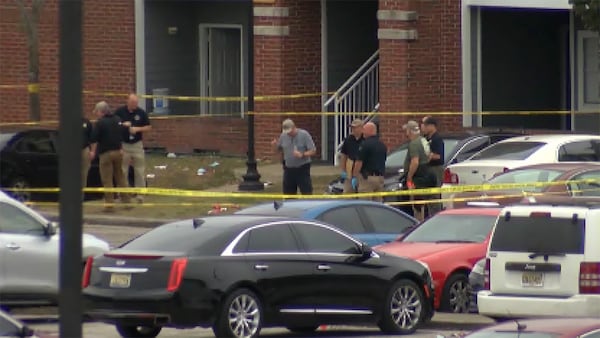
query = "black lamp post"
(239, 0, 264, 191)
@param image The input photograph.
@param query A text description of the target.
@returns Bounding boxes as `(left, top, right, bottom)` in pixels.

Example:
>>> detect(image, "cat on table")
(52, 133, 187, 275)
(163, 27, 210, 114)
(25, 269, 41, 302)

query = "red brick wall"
(378, 0, 462, 148)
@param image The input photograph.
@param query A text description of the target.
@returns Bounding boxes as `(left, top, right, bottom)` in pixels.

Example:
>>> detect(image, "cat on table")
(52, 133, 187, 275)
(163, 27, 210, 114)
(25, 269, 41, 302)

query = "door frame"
(198, 23, 245, 117)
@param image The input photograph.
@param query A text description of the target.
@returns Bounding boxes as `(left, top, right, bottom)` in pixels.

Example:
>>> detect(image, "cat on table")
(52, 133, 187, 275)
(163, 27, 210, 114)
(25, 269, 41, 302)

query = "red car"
(374, 208, 500, 313)
(463, 318, 600, 337)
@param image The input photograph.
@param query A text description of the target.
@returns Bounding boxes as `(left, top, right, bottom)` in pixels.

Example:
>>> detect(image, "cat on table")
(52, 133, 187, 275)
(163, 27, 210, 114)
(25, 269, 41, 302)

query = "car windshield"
(402, 214, 497, 243)
(469, 142, 545, 161)
(466, 332, 559, 338)
(487, 169, 563, 192)
(385, 138, 460, 169)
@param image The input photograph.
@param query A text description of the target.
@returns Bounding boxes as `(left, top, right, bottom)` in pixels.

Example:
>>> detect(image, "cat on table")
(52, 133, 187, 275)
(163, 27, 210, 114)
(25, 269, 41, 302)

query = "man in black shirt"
(352, 122, 387, 202)
(82, 117, 93, 193)
(339, 119, 364, 193)
(114, 94, 151, 203)
(421, 116, 444, 215)
(90, 101, 131, 211)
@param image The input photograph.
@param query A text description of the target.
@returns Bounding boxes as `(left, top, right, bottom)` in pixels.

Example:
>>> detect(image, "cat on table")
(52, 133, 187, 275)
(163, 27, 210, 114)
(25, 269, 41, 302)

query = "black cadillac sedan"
(83, 215, 435, 338)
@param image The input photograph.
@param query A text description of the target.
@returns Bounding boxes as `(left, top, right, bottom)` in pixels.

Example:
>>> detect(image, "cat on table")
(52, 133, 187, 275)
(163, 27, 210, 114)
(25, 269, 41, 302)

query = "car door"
(315, 206, 371, 244)
(568, 170, 600, 197)
(0, 201, 57, 299)
(12, 130, 58, 188)
(360, 205, 417, 245)
(237, 223, 317, 324)
(291, 221, 388, 320)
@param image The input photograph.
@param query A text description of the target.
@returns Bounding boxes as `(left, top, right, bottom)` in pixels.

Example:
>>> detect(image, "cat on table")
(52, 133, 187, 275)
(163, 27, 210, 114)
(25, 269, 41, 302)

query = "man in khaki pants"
(339, 119, 364, 193)
(352, 122, 387, 202)
(115, 94, 151, 203)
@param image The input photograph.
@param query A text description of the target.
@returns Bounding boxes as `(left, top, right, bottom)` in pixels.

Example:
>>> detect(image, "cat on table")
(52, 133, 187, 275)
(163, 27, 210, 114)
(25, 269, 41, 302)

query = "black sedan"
(83, 215, 435, 338)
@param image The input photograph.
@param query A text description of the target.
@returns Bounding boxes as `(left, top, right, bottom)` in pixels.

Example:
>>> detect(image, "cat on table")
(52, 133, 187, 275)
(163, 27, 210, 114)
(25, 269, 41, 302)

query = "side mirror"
(20, 326, 35, 338)
(45, 222, 58, 237)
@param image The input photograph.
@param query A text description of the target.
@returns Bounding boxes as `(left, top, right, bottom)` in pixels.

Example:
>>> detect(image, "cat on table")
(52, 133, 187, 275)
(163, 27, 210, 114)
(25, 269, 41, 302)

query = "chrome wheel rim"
(390, 285, 422, 329)
(10, 179, 31, 203)
(228, 294, 260, 338)
(449, 279, 469, 313)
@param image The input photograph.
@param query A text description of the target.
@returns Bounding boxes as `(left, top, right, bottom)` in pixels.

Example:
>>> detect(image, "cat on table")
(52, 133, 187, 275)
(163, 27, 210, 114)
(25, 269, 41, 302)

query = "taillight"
(484, 258, 491, 290)
(167, 258, 188, 292)
(530, 212, 551, 218)
(443, 168, 459, 184)
(492, 167, 510, 178)
(579, 262, 600, 294)
(82, 256, 94, 288)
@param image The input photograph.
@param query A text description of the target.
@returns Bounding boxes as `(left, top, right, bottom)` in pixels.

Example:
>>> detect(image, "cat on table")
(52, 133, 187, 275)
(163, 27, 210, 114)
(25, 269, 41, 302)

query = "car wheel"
(213, 288, 263, 338)
(286, 325, 319, 333)
(441, 273, 470, 313)
(378, 279, 425, 335)
(7, 176, 31, 203)
(115, 324, 162, 338)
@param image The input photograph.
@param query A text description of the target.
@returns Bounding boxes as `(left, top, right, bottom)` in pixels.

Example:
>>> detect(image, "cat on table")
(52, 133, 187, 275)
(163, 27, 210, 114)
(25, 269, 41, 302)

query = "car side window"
(454, 136, 490, 162)
(0, 202, 45, 235)
(362, 206, 415, 234)
(318, 207, 365, 234)
(292, 223, 360, 254)
(245, 224, 300, 253)
(558, 141, 599, 161)
(569, 170, 600, 197)
(14, 132, 54, 154)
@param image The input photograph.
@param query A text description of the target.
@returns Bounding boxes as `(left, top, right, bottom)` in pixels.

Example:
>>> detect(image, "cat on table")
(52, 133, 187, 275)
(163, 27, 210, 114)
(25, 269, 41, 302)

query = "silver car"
(0, 191, 109, 306)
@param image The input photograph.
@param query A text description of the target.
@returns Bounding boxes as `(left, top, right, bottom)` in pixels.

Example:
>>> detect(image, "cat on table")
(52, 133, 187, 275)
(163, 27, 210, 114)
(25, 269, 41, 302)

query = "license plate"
(109, 273, 131, 288)
(521, 271, 544, 287)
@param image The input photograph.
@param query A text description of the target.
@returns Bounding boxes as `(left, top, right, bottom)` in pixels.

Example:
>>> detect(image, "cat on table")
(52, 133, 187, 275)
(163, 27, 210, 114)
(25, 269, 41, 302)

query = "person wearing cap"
(352, 122, 387, 202)
(402, 120, 435, 221)
(271, 119, 317, 195)
(339, 119, 364, 193)
(421, 115, 445, 215)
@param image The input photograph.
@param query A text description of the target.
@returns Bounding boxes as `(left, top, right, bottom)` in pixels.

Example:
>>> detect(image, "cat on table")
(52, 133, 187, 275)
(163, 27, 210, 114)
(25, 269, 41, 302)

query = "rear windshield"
(490, 214, 585, 254)
(466, 332, 559, 338)
(470, 142, 545, 161)
(488, 169, 563, 193)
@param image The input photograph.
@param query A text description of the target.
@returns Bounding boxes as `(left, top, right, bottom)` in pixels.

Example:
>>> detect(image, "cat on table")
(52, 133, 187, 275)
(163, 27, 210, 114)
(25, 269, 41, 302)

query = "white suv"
(477, 202, 600, 319)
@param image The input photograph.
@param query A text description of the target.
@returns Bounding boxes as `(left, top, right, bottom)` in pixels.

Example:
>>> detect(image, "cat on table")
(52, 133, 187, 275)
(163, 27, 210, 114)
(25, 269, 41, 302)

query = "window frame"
(244, 223, 301, 254)
(290, 221, 364, 256)
(578, 30, 600, 112)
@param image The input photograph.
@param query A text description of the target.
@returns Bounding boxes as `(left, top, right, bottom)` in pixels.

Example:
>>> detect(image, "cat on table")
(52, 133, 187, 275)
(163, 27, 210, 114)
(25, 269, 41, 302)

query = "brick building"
(0, 0, 595, 162)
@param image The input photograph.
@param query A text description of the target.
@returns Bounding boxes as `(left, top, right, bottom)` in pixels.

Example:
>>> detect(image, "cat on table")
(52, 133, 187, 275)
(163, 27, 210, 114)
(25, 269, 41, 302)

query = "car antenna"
(506, 310, 527, 333)
(273, 200, 283, 211)
(192, 218, 204, 229)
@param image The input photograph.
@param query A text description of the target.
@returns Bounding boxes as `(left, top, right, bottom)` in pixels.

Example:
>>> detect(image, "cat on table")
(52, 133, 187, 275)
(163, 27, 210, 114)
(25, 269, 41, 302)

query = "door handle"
(5, 243, 20, 250)
(254, 264, 269, 271)
(317, 264, 331, 271)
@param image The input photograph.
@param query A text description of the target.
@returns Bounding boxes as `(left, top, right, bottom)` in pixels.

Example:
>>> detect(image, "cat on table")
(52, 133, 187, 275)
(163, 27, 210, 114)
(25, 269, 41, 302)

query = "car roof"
(477, 317, 600, 335)
(510, 162, 600, 171)
(239, 199, 391, 211)
(439, 207, 502, 216)
(497, 134, 600, 144)
(179, 215, 298, 231)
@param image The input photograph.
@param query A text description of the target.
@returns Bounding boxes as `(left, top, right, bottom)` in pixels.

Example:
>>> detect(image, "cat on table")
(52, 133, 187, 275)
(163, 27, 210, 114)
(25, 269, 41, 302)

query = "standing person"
(339, 119, 364, 193)
(81, 116, 93, 199)
(114, 94, 151, 203)
(352, 122, 387, 202)
(271, 119, 316, 195)
(403, 120, 435, 221)
(421, 116, 444, 215)
(90, 101, 131, 211)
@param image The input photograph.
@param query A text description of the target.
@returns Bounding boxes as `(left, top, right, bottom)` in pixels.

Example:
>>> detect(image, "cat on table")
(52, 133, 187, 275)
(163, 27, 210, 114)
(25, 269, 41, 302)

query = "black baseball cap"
(422, 116, 438, 126)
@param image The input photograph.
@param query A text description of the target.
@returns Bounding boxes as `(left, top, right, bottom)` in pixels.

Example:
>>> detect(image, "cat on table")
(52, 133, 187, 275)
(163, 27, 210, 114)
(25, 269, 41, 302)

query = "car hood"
(375, 241, 475, 260)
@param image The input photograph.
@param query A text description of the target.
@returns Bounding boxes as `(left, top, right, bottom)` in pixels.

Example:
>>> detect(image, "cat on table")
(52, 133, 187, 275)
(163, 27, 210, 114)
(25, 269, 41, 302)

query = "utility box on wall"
(152, 88, 170, 115)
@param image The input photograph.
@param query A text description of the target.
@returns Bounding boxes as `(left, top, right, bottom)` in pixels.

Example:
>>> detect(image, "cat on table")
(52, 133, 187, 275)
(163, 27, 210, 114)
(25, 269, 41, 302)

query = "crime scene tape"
(7, 178, 600, 199)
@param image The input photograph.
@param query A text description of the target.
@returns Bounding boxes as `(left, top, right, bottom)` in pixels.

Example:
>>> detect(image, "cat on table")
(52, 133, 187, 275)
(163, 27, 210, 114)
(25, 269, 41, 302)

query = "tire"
(378, 279, 425, 335)
(441, 273, 470, 313)
(115, 323, 162, 338)
(7, 176, 31, 203)
(213, 288, 263, 338)
(286, 325, 319, 333)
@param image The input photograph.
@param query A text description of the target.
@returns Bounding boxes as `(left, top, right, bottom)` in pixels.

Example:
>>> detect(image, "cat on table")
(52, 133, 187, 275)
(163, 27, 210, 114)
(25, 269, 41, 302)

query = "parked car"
(0, 129, 136, 202)
(450, 163, 600, 209)
(234, 200, 417, 246)
(478, 200, 600, 319)
(0, 309, 52, 338)
(467, 258, 486, 313)
(83, 215, 435, 338)
(374, 207, 500, 313)
(460, 318, 600, 338)
(0, 191, 110, 306)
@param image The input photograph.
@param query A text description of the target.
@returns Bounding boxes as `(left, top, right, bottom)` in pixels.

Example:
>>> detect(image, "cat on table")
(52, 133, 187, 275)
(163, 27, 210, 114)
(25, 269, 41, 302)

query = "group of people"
(272, 116, 443, 222)
(82, 94, 151, 211)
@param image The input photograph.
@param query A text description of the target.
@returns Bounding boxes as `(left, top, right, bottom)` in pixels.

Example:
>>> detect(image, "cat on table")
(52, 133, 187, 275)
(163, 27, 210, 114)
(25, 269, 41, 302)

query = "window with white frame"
(578, 31, 600, 109)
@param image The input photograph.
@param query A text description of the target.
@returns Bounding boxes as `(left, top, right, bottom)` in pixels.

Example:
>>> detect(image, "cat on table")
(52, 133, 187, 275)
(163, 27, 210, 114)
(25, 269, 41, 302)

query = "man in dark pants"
(271, 119, 316, 195)
(339, 119, 364, 193)
(352, 122, 387, 202)
(403, 120, 435, 221)
(90, 101, 131, 211)
(421, 116, 444, 215)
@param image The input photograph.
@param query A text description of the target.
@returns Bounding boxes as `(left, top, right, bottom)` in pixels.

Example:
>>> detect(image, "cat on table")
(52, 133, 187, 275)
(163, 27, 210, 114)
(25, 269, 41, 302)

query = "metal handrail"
(324, 50, 380, 107)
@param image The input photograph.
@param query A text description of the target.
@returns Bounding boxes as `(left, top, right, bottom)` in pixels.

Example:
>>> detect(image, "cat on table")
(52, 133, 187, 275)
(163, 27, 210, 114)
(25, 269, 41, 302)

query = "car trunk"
(488, 207, 587, 297)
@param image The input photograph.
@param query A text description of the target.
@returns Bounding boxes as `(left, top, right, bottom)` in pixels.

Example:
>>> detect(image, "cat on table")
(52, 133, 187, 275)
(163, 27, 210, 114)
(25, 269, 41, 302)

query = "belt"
(364, 172, 383, 177)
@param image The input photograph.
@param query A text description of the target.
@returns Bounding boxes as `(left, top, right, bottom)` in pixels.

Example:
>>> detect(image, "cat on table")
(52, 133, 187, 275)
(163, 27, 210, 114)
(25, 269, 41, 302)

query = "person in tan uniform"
(339, 119, 364, 193)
